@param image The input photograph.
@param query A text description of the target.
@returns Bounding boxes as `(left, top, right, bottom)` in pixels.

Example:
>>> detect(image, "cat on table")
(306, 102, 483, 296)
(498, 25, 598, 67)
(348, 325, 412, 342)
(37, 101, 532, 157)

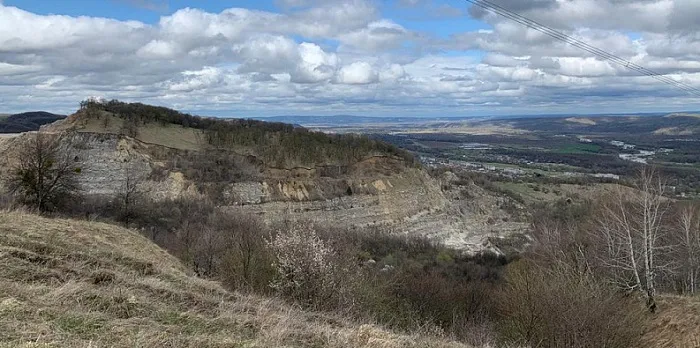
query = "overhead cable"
(464, 0, 700, 96)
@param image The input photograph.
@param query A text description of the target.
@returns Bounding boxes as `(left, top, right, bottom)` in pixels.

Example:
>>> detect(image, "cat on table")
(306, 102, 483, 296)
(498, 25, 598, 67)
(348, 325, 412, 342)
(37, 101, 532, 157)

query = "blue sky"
(6, 0, 488, 41)
(0, 0, 699, 117)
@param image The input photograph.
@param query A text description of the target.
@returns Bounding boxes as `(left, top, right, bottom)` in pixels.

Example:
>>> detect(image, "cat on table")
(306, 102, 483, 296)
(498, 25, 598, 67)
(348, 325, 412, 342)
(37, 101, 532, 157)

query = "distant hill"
(249, 115, 490, 127)
(249, 115, 417, 126)
(499, 114, 700, 135)
(0, 111, 65, 133)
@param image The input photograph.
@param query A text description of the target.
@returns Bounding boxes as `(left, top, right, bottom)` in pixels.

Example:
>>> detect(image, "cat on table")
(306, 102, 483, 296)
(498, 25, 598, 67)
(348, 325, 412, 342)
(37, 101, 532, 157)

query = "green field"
(556, 143, 602, 154)
(495, 182, 564, 204)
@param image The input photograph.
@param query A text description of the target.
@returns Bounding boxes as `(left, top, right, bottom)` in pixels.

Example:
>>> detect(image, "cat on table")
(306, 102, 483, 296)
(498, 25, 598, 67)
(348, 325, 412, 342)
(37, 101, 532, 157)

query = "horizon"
(1, 0, 700, 116)
(6, 106, 700, 122)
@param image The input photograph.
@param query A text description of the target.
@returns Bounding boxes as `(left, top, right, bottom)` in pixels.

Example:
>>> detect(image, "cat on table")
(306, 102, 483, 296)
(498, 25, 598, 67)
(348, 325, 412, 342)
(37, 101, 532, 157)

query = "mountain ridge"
(0, 111, 65, 133)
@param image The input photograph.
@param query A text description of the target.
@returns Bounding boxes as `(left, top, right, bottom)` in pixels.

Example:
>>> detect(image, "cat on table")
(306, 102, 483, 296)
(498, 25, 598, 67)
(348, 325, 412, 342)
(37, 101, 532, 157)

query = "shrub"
(496, 261, 645, 348)
(268, 222, 357, 310)
(8, 132, 81, 212)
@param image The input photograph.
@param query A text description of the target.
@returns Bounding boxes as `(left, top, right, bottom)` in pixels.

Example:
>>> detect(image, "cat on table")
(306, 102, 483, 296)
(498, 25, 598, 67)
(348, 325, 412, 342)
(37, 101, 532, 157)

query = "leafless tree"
(194, 223, 223, 277)
(115, 161, 148, 226)
(597, 167, 670, 311)
(218, 213, 273, 291)
(8, 132, 80, 212)
(497, 260, 645, 348)
(673, 203, 700, 294)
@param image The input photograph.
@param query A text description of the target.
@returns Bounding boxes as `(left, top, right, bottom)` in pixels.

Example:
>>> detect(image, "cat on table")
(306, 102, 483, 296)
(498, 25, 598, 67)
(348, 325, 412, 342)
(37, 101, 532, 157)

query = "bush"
(268, 222, 358, 310)
(8, 132, 81, 212)
(206, 211, 276, 293)
(496, 261, 645, 348)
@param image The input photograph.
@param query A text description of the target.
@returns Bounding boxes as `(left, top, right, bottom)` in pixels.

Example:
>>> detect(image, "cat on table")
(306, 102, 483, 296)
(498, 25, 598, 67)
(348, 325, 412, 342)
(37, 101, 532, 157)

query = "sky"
(1, 0, 700, 117)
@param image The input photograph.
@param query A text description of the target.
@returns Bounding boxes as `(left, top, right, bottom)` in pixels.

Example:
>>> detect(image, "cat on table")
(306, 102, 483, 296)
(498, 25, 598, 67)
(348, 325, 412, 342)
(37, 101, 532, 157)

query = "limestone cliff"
(0, 104, 529, 253)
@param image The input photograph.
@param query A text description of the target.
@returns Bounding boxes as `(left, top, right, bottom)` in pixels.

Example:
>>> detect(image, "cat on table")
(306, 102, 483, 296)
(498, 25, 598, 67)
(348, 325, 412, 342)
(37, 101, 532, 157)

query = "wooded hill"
(79, 100, 415, 168)
(0, 111, 65, 133)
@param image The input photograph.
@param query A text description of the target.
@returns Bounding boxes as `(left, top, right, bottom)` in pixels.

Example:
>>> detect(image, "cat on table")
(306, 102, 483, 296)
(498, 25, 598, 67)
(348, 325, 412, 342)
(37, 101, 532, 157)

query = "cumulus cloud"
(338, 20, 410, 52)
(337, 62, 379, 84)
(0, 0, 699, 116)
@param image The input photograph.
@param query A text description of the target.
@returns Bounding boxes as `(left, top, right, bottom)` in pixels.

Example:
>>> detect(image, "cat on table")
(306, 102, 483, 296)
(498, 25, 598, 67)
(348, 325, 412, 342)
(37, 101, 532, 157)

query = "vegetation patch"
(556, 143, 602, 154)
(78, 100, 415, 169)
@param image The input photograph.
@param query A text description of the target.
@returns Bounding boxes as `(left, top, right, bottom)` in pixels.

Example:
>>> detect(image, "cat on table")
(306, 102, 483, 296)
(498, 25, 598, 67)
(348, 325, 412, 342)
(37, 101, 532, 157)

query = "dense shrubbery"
(497, 261, 645, 348)
(47, 190, 509, 343)
(81, 99, 415, 168)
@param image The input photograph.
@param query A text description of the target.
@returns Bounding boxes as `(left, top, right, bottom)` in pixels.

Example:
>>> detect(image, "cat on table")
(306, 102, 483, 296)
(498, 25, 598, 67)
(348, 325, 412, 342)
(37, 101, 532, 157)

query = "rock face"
(0, 130, 529, 254)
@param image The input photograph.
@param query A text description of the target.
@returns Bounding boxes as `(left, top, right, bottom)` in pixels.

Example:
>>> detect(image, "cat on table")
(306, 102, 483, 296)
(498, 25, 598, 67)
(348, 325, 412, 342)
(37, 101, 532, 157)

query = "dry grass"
(45, 112, 205, 151)
(641, 296, 700, 348)
(0, 211, 471, 348)
(77, 113, 205, 151)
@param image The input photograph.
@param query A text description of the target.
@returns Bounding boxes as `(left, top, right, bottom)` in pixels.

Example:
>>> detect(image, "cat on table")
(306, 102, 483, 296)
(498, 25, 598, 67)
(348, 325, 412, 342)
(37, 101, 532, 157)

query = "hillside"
(52, 100, 413, 168)
(1, 211, 699, 347)
(0, 210, 469, 348)
(0, 112, 65, 133)
(16, 100, 528, 253)
(506, 114, 700, 136)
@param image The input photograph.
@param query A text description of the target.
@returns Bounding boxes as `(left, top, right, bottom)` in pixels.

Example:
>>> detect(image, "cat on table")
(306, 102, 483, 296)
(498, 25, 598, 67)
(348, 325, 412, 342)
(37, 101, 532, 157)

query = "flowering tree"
(267, 222, 349, 308)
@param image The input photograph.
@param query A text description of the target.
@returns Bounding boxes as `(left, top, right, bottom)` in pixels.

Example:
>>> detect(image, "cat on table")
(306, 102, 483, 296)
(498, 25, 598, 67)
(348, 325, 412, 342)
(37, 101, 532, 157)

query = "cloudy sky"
(1, 0, 699, 117)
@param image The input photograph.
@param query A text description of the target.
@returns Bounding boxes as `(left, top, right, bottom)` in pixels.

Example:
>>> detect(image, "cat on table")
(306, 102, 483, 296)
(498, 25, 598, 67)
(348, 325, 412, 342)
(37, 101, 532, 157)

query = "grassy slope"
(641, 296, 700, 348)
(0, 211, 469, 348)
(54, 112, 205, 151)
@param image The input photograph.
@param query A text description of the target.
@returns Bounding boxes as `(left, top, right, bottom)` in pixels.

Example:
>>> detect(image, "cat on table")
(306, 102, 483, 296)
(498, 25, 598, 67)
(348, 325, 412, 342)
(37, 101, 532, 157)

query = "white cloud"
(337, 62, 379, 84)
(291, 43, 339, 83)
(0, 0, 699, 116)
(168, 67, 224, 92)
(137, 40, 178, 59)
(338, 20, 410, 52)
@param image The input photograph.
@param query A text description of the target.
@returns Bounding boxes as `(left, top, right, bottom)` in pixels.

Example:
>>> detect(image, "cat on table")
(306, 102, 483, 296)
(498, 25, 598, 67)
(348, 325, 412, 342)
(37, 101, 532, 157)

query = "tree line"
(80, 99, 415, 168)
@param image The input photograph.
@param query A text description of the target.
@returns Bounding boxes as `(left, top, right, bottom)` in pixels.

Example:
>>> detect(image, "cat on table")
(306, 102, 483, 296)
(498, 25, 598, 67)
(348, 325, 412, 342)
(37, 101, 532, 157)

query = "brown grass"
(0, 210, 471, 348)
(641, 296, 700, 348)
(73, 113, 205, 151)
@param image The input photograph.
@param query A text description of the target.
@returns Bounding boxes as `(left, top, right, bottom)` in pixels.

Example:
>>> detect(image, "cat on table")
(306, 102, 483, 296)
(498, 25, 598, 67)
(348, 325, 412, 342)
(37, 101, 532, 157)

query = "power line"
(467, 0, 700, 95)
(463, 0, 700, 97)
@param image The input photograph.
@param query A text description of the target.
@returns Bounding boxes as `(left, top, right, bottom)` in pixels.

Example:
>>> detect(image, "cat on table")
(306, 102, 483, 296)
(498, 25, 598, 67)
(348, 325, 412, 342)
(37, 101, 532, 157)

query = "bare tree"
(218, 213, 273, 291)
(115, 161, 148, 226)
(8, 132, 80, 212)
(194, 223, 223, 277)
(673, 203, 700, 294)
(597, 167, 670, 311)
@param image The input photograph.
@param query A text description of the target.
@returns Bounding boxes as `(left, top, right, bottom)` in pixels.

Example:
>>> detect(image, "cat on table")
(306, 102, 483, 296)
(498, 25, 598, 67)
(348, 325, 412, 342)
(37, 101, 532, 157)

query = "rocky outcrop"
(0, 129, 529, 254)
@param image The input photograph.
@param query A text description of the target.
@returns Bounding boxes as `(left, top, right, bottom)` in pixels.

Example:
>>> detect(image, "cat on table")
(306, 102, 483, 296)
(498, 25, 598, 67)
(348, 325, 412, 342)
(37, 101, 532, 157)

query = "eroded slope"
(0, 103, 530, 252)
(0, 211, 470, 348)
